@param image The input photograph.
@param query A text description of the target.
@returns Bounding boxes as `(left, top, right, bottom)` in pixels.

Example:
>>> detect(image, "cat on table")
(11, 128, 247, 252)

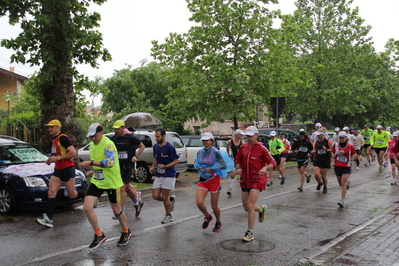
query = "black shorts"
(53, 166, 75, 182)
(314, 161, 331, 169)
(374, 147, 387, 154)
(363, 144, 371, 149)
(391, 158, 395, 164)
(241, 188, 263, 192)
(121, 167, 133, 184)
(355, 149, 362, 155)
(280, 153, 288, 159)
(297, 158, 309, 168)
(334, 166, 351, 176)
(272, 154, 281, 165)
(86, 183, 121, 204)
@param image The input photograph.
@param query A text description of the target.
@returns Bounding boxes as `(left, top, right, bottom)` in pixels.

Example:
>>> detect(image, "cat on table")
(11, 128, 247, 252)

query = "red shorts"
(197, 175, 221, 193)
(239, 175, 267, 191)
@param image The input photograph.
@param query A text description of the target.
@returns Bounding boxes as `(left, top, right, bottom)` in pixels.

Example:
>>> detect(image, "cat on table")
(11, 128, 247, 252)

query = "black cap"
(299, 131, 306, 136)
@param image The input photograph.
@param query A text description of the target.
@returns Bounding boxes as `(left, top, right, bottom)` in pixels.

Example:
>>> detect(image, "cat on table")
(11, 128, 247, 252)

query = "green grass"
(286, 161, 296, 166)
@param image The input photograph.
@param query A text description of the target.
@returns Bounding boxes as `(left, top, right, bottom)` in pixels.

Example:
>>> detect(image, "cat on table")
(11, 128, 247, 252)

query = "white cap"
(343, 126, 349, 131)
(376, 125, 383, 129)
(299, 128, 305, 132)
(234, 129, 245, 135)
(87, 123, 103, 137)
(200, 132, 214, 141)
(270, 131, 277, 136)
(393, 132, 399, 137)
(316, 130, 323, 136)
(334, 127, 340, 131)
(338, 131, 347, 137)
(245, 126, 259, 136)
(315, 123, 322, 128)
(387, 127, 391, 131)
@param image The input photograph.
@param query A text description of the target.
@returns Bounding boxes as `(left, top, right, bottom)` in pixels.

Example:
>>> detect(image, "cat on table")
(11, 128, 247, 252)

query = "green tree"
(281, 0, 380, 126)
(0, 0, 111, 151)
(151, 0, 297, 129)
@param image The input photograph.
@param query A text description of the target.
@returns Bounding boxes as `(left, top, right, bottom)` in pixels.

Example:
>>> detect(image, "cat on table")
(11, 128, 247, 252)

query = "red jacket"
(235, 142, 276, 188)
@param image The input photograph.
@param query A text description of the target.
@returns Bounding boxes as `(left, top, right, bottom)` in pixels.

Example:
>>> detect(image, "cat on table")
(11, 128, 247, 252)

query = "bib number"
(118, 151, 128, 159)
(299, 146, 308, 152)
(317, 149, 326, 154)
(157, 167, 166, 174)
(377, 140, 384, 144)
(93, 169, 104, 180)
(337, 155, 348, 163)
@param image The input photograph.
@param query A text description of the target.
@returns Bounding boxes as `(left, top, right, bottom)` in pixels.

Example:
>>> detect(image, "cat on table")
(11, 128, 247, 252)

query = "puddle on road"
(66, 259, 130, 266)
(220, 239, 275, 253)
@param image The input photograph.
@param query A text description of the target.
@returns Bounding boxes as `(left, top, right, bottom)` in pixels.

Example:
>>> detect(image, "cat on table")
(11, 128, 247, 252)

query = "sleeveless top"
(231, 139, 243, 160)
(51, 134, 75, 170)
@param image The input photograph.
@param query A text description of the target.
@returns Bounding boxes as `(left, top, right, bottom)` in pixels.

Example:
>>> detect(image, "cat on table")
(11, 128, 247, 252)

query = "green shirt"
(89, 136, 123, 189)
(268, 138, 285, 155)
(370, 131, 390, 148)
(361, 128, 374, 145)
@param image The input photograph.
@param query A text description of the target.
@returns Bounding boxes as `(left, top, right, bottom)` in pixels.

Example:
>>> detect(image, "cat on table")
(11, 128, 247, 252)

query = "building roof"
(0, 67, 28, 81)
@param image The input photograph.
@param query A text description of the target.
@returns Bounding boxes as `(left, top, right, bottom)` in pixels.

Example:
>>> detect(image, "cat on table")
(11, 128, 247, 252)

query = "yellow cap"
(45, 119, 61, 127)
(113, 120, 125, 129)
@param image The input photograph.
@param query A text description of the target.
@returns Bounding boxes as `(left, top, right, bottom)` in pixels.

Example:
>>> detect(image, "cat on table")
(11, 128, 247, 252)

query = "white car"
(78, 130, 187, 183)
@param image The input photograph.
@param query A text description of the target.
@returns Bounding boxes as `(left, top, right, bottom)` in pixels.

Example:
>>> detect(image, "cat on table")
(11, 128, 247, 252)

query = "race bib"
(337, 155, 348, 163)
(364, 136, 370, 139)
(299, 146, 308, 152)
(118, 151, 128, 159)
(317, 149, 326, 154)
(157, 167, 166, 174)
(377, 140, 384, 144)
(93, 169, 105, 180)
(51, 145, 56, 154)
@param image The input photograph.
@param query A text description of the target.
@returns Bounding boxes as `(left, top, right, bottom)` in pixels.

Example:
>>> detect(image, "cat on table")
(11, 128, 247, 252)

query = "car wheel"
(0, 186, 15, 215)
(134, 163, 152, 183)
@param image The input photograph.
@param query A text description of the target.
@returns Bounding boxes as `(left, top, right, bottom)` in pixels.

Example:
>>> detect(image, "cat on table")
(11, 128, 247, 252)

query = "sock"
(122, 227, 129, 233)
(133, 200, 139, 205)
(229, 178, 235, 189)
(259, 207, 264, 213)
(216, 220, 221, 224)
(94, 228, 102, 237)
(205, 213, 211, 219)
(47, 198, 56, 220)
(247, 229, 253, 232)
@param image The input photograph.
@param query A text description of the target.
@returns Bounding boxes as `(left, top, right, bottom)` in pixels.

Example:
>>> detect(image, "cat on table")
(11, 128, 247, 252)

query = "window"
(166, 133, 184, 148)
(138, 135, 152, 148)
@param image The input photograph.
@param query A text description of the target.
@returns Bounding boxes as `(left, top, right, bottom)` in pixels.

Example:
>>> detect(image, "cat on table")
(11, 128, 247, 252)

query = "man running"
(352, 129, 364, 170)
(111, 120, 145, 217)
(370, 125, 390, 172)
(150, 128, 179, 224)
(291, 131, 313, 192)
(36, 119, 85, 228)
(267, 131, 285, 187)
(226, 129, 245, 197)
(79, 123, 131, 249)
(361, 125, 374, 166)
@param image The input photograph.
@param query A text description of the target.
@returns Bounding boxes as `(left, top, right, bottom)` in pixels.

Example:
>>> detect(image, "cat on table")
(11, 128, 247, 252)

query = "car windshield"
(166, 133, 185, 148)
(0, 144, 48, 165)
(216, 139, 229, 148)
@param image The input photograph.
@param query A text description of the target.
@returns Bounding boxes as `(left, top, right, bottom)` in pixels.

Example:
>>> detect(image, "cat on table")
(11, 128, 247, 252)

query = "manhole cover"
(220, 239, 275, 253)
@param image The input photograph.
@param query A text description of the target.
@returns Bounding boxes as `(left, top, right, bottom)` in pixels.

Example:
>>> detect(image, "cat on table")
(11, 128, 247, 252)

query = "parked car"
(78, 130, 187, 183)
(243, 134, 296, 161)
(257, 128, 298, 144)
(0, 136, 87, 215)
(215, 137, 231, 152)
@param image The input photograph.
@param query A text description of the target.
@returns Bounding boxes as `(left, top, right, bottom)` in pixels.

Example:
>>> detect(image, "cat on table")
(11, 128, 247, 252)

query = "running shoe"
(259, 204, 267, 223)
(316, 182, 323, 191)
(306, 174, 311, 183)
(161, 214, 173, 224)
(278, 175, 282, 179)
(383, 162, 388, 167)
(338, 199, 344, 208)
(356, 167, 359, 170)
(227, 189, 232, 198)
(241, 230, 254, 242)
(391, 180, 397, 186)
(364, 162, 368, 167)
(89, 233, 107, 249)
(379, 166, 383, 172)
(280, 176, 286, 185)
(170, 194, 176, 211)
(202, 215, 213, 229)
(36, 213, 53, 228)
(212, 222, 222, 232)
(267, 181, 274, 187)
(323, 187, 328, 193)
(346, 181, 350, 190)
(297, 185, 303, 192)
(134, 201, 144, 217)
(117, 229, 132, 246)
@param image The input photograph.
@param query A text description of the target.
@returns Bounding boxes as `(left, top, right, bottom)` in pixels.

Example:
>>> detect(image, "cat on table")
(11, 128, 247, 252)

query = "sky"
(0, 0, 398, 105)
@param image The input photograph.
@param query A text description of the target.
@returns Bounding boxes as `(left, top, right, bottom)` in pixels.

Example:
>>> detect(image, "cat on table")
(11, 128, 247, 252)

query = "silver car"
(77, 130, 187, 183)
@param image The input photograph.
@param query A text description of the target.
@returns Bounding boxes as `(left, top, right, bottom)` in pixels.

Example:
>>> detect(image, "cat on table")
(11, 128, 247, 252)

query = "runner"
(311, 131, 332, 193)
(352, 129, 364, 170)
(110, 120, 145, 217)
(332, 127, 340, 145)
(225, 129, 245, 197)
(267, 131, 285, 187)
(36, 119, 85, 228)
(291, 131, 313, 192)
(235, 126, 276, 242)
(150, 128, 179, 224)
(387, 132, 399, 185)
(79, 123, 131, 248)
(370, 125, 390, 172)
(332, 131, 356, 208)
(361, 125, 374, 166)
(278, 132, 291, 185)
(382, 126, 392, 167)
(194, 132, 232, 232)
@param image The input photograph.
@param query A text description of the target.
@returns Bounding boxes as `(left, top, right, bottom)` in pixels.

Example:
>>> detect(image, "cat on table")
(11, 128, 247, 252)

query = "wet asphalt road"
(1, 163, 398, 266)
